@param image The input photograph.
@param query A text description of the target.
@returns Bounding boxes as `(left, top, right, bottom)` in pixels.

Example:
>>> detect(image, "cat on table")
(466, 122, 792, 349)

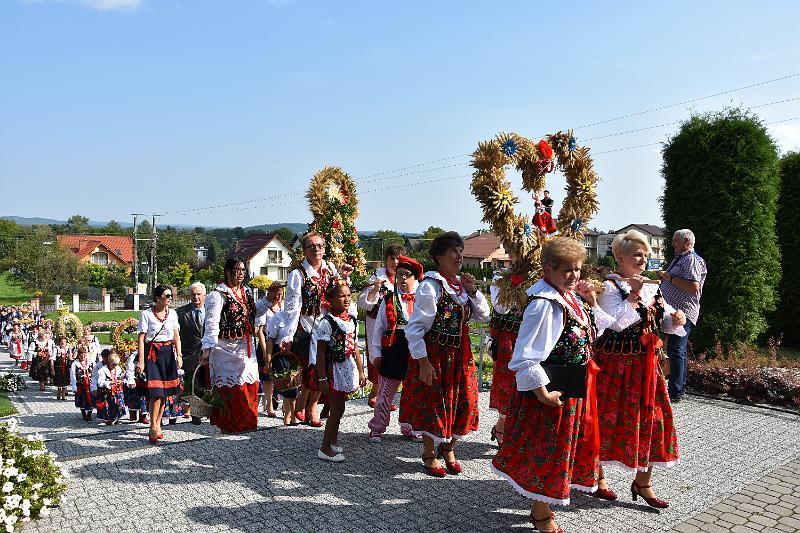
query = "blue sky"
(1, 0, 799, 234)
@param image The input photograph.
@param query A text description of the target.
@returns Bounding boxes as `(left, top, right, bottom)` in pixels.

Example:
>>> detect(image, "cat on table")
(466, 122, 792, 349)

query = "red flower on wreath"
(510, 274, 524, 286)
(538, 139, 554, 160)
(332, 220, 342, 230)
(339, 186, 350, 205)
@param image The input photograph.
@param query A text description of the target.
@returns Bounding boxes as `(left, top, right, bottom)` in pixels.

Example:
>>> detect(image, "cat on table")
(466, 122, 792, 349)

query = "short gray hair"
(611, 230, 651, 260)
(673, 229, 695, 248)
(188, 282, 206, 295)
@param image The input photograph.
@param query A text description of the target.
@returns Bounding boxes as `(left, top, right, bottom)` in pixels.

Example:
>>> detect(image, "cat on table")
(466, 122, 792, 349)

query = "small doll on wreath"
(96, 350, 127, 425)
(313, 282, 366, 462)
(70, 346, 95, 422)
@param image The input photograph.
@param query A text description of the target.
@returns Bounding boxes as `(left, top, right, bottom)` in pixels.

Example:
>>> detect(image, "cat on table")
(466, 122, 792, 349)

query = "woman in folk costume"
(29, 329, 54, 391)
(96, 351, 127, 425)
(137, 284, 183, 444)
(401, 231, 490, 477)
(313, 282, 366, 462)
(70, 346, 94, 421)
(278, 231, 352, 426)
(367, 255, 423, 443)
(492, 238, 615, 533)
(357, 244, 403, 409)
(50, 336, 72, 400)
(82, 326, 101, 364)
(488, 272, 526, 445)
(200, 257, 260, 434)
(9, 324, 24, 364)
(592, 230, 686, 508)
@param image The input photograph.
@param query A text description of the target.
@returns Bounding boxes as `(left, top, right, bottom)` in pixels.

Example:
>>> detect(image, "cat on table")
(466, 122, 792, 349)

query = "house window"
(91, 252, 108, 266)
(279, 267, 288, 280)
(268, 250, 283, 264)
(583, 237, 591, 248)
(260, 267, 269, 275)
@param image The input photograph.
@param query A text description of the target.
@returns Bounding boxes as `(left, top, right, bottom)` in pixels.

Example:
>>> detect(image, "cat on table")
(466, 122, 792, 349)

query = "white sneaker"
(318, 449, 345, 462)
(331, 444, 343, 453)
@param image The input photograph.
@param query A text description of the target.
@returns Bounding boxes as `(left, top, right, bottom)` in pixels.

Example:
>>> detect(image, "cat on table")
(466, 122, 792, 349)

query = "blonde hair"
(108, 353, 120, 366)
(611, 230, 651, 261)
(540, 238, 587, 269)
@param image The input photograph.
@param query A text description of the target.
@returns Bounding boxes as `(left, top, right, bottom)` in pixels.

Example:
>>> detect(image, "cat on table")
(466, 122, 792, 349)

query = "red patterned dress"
(488, 307, 522, 415)
(492, 279, 614, 506)
(399, 272, 490, 442)
(594, 278, 683, 472)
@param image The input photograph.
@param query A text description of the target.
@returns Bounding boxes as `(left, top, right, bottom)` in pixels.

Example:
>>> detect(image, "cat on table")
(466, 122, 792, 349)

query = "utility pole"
(131, 213, 144, 293)
(151, 214, 160, 291)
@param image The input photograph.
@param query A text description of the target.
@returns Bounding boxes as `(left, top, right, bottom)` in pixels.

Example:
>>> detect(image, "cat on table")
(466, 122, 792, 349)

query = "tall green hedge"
(772, 152, 800, 345)
(660, 109, 780, 352)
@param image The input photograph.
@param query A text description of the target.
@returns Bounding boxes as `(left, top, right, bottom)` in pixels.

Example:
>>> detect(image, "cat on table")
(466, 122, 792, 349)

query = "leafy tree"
(661, 108, 780, 352)
(248, 275, 273, 292)
(84, 263, 109, 288)
(165, 263, 193, 289)
(273, 227, 296, 247)
(64, 215, 90, 235)
(0, 219, 23, 267)
(31, 244, 86, 296)
(194, 262, 225, 287)
(156, 227, 196, 272)
(364, 230, 405, 261)
(103, 220, 126, 235)
(771, 151, 800, 345)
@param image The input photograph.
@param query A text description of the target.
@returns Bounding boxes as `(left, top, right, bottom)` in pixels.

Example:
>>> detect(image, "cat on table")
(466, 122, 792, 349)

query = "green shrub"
(661, 109, 781, 353)
(771, 152, 800, 346)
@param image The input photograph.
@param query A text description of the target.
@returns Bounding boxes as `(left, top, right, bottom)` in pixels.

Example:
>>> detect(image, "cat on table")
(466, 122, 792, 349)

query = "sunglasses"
(396, 271, 413, 279)
(305, 244, 325, 250)
(162, 294, 173, 299)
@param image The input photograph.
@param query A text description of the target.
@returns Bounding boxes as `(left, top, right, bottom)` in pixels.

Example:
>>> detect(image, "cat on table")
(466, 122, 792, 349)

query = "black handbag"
(541, 363, 587, 399)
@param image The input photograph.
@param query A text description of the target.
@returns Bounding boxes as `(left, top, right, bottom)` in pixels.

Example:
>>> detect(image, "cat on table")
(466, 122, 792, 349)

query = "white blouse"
(598, 276, 686, 336)
(138, 308, 179, 342)
(357, 268, 395, 345)
(97, 365, 123, 389)
(369, 291, 414, 363)
(279, 259, 341, 346)
(311, 315, 359, 393)
(510, 279, 616, 392)
(405, 271, 491, 360)
(255, 299, 282, 328)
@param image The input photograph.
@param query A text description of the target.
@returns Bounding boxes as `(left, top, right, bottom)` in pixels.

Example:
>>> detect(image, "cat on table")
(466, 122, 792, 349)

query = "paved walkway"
(4, 348, 800, 532)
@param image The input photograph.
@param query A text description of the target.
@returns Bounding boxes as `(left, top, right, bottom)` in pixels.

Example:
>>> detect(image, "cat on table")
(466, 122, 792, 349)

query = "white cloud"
(24, 0, 141, 11)
(770, 123, 800, 153)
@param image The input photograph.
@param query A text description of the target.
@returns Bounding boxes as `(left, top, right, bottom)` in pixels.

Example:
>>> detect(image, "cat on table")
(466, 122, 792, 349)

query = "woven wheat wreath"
(295, 166, 368, 283)
(470, 131, 600, 309)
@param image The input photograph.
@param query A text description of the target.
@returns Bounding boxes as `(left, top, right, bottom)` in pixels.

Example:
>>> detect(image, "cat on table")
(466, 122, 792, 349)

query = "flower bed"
(0, 375, 26, 394)
(85, 321, 119, 332)
(0, 419, 66, 529)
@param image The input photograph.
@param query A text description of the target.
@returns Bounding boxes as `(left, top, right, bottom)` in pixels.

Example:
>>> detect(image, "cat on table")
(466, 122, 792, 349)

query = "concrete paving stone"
(779, 494, 800, 507)
(753, 494, 782, 505)
(750, 514, 780, 528)
(777, 516, 800, 529)
(732, 525, 763, 533)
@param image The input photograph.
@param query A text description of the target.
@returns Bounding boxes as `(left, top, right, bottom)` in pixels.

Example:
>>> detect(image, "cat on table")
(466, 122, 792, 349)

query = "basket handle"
(192, 363, 209, 394)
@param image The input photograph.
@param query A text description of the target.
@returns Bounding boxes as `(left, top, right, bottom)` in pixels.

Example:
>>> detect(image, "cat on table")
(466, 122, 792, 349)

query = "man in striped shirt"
(658, 229, 707, 403)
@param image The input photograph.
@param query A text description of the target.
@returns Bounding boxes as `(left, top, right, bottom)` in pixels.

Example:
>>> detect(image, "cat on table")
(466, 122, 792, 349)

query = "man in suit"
(177, 282, 207, 425)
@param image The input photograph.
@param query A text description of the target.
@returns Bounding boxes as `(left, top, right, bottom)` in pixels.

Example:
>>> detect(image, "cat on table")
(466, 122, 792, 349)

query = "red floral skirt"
(489, 328, 518, 415)
(492, 392, 599, 505)
(398, 328, 479, 442)
(594, 347, 679, 471)
(210, 382, 259, 433)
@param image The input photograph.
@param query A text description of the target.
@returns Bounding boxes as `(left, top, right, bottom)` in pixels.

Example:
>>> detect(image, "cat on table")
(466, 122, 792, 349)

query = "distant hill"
(243, 223, 309, 235)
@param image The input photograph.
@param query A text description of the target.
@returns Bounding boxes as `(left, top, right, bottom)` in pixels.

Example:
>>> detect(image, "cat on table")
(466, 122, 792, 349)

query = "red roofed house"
(227, 233, 293, 281)
(57, 235, 134, 270)
(461, 230, 511, 269)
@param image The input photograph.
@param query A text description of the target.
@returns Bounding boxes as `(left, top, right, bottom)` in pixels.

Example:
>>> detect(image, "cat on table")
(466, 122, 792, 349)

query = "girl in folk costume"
(401, 232, 490, 477)
(96, 351, 127, 425)
(50, 337, 72, 400)
(23, 325, 38, 371)
(592, 230, 686, 508)
(278, 232, 353, 427)
(488, 273, 526, 445)
(366, 256, 423, 443)
(200, 258, 260, 434)
(264, 310, 299, 426)
(8, 324, 24, 365)
(82, 326, 101, 364)
(29, 329, 54, 391)
(70, 346, 94, 421)
(91, 349, 109, 420)
(314, 283, 365, 462)
(137, 285, 183, 444)
(492, 238, 616, 533)
(357, 244, 403, 409)
(255, 282, 286, 418)
(124, 350, 149, 425)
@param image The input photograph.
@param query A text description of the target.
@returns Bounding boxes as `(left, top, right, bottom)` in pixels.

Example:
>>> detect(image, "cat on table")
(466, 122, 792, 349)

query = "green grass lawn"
(44, 310, 141, 324)
(96, 332, 112, 344)
(0, 392, 18, 417)
(0, 272, 33, 306)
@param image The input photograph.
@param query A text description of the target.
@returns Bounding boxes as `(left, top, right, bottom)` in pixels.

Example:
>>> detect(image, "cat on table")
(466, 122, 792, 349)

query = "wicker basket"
(271, 350, 303, 392)
(187, 364, 214, 420)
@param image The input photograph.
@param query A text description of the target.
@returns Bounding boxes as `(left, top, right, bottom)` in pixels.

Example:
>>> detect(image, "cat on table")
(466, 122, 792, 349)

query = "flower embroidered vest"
(426, 280, 471, 348)
(217, 288, 256, 340)
(596, 280, 665, 355)
(298, 266, 334, 317)
(323, 315, 356, 365)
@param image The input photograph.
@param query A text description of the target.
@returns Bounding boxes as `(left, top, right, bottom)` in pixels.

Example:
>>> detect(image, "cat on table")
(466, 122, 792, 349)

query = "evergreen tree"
(771, 151, 800, 345)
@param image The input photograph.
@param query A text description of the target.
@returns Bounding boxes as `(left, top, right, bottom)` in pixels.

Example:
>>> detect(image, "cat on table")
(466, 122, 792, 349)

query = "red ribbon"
(582, 359, 601, 456)
(148, 341, 171, 362)
(639, 332, 662, 408)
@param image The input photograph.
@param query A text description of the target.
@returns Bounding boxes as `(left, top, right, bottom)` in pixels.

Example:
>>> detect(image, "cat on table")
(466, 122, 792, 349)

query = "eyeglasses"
(305, 244, 325, 250)
(396, 271, 413, 279)
(163, 294, 173, 299)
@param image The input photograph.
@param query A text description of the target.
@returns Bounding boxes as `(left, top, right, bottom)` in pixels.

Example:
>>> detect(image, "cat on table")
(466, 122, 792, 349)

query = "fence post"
(132, 294, 140, 312)
(72, 294, 80, 313)
(103, 293, 111, 312)
(54, 295, 61, 309)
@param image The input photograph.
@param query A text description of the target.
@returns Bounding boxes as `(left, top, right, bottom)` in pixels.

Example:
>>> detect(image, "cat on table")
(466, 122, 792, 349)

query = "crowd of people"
(1, 227, 707, 533)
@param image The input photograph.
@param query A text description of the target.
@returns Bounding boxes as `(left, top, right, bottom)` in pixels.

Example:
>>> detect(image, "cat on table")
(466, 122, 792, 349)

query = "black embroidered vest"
(426, 279, 471, 348)
(323, 315, 355, 365)
(298, 266, 334, 317)
(528, 295, 596, 365)
(596, 280, 665, 355)
(218, 287, 256, 340)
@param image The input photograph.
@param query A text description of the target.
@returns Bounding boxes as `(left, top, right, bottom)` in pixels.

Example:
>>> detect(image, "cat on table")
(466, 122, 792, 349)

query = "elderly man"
(658, 229, 707, 403)
(177, 282, 207, 424)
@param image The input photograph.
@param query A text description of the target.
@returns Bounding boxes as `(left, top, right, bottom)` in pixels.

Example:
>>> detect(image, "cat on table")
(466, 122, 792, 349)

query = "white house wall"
(247, 241, 293, 281)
